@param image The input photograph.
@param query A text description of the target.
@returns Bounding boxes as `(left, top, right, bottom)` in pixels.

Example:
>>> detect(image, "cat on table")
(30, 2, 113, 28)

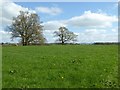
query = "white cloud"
(67, 11, 117, 28)
(1, 0, 36, 26)
(35, 6, 62, 15)
(112, 29, 117, 32)
(0, 30, 12, 43)
(43, 30, 57, 43)
(1, 17, 12, 25)
(42, 20, 66, 30)
(43, 11, 118, 30)
(78, 29, 118, 43)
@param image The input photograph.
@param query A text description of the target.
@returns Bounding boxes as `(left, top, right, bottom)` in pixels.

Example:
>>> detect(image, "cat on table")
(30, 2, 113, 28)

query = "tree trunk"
(61, 33, 64, 45)
(62, 41, 64, 45)
(22, 38, 25, 46)
(22, 37, 27, 46)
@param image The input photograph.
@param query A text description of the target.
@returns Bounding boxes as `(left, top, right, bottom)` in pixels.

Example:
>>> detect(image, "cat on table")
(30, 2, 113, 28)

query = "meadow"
(2, 45, 118, 88)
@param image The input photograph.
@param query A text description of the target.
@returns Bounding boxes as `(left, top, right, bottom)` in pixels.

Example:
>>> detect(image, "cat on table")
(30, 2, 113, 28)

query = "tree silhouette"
(8, 11, 45, 46)
(54, 27, 77, 44)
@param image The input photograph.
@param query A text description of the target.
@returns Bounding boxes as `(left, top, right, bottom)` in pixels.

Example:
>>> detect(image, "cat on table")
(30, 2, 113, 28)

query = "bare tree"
(8, 11, 45, 46)
(54, 27, 77, 44)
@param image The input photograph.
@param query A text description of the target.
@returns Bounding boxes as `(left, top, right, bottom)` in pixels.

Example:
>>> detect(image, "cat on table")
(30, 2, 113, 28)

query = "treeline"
(94, 42, 119, 45)
(1, 42, 119, 46)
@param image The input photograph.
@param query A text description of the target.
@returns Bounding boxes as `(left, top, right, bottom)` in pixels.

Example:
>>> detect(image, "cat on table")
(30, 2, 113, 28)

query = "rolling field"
(2, 45, 118, 88)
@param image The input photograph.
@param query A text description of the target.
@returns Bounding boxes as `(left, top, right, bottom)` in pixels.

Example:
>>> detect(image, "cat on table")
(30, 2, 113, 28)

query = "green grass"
(2, 45, 118, 88)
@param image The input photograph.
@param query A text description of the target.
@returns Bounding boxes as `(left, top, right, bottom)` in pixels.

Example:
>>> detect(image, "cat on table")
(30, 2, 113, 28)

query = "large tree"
(8, 11, 45, 46)
(54, 27, 77, 44)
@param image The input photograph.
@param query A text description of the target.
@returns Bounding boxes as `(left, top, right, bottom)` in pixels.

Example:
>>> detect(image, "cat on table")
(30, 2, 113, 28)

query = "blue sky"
(1, 1, 118, 43)
(15, 2, 117, 21)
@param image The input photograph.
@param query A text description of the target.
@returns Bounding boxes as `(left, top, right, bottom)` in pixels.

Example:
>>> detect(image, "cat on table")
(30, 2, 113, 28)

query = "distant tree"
(7, 11, 45, 46)
(54, 27, 77, 44)
(1, 42, 4, 45)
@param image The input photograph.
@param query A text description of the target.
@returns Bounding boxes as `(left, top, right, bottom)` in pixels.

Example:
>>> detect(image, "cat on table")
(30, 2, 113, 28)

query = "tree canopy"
(54, 27, 78, 44)
(8, 11, 45, 46)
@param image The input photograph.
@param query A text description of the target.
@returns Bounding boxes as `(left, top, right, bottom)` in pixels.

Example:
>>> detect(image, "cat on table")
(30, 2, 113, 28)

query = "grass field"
(2, 45, 118, 88)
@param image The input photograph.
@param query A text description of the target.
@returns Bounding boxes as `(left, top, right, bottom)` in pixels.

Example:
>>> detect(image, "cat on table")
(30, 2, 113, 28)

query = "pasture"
(2, 45, 118, 88)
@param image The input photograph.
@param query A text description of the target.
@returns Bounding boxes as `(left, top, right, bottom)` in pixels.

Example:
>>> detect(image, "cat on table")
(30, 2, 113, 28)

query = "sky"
(0, 0, 118, 43)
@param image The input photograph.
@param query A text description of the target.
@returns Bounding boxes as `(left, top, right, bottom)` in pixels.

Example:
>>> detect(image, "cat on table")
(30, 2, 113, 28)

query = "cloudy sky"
(1, 0, 118, 43)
